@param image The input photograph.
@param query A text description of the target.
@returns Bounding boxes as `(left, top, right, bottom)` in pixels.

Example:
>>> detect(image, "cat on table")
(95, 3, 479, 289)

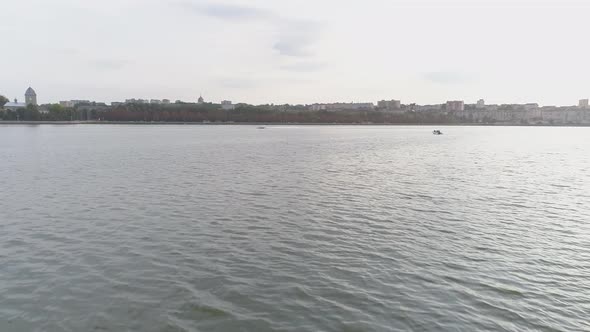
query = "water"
(1, 125, 589, 332)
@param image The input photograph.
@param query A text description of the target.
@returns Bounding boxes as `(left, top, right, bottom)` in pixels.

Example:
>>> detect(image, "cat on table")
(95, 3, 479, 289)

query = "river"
(1, 125, 589, 331)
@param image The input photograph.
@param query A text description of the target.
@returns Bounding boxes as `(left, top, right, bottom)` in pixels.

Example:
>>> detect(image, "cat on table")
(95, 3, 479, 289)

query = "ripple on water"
(1, 125, 590, 332)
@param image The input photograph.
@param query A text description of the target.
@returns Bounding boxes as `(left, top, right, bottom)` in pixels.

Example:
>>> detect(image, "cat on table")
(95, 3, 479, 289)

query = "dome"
(25, 87, 36, 96)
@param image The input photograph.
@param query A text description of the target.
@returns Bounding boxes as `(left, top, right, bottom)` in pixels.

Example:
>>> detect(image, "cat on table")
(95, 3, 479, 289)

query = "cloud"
(177, 1, 270, 20)
(215, 77, 259, 89)
(59, 48, 80, 55)
(273, 20, 321, 57)
(178, 2, 322, 58)
(280, 61, 326, 72)
(90, 59, 132, 70)
(422, 71, 474, 84)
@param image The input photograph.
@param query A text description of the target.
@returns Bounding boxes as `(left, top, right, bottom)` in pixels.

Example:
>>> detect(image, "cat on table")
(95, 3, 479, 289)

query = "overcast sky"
(1, 0, 588, 105)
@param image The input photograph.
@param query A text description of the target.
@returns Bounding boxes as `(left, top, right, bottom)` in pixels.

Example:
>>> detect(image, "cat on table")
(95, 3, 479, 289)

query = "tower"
(25, 87, 37, 106)
(198, 94, 204, 104)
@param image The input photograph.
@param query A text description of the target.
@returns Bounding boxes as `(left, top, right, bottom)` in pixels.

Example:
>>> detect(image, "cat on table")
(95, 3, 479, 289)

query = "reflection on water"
(1, 125, 589, 331)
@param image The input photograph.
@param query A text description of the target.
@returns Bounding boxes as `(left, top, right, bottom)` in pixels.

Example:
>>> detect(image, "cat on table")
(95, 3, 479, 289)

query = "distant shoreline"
(1, 121, 589, 127)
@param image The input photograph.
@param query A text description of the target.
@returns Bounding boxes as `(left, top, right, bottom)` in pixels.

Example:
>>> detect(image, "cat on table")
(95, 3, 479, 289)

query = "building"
(580, 99, 589, 108)
(150, 99, 161, 104)
(3, 99, 27, 111)
(476, 99, 485, 109)
(221, 100, 235, 110)
(377, 99, 401, 110)
(198, 95, 204, 104)
(311, 102, 374, 111)
(412, 104, 443, 112)
(125, 99, 149, 104)
(541, 108, 567, 124)
(60, 100, 90, 108)
(446, 100, 464, 112)
(499, 103, 539, 111)
(310, 104, 325, 111)
(3, 87, 38, 111)
(162, 99, 171, 104)
(25, 87, 37, 106)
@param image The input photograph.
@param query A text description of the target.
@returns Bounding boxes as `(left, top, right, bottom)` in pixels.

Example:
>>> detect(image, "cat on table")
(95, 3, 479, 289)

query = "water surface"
(1, 125, 589, 331)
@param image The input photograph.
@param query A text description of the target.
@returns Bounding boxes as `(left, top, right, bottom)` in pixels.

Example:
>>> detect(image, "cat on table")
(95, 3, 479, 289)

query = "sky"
(1, 0, 589, 106)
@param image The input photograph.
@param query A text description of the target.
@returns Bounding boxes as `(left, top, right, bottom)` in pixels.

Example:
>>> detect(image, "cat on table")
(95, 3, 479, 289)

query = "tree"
(0, 95, 8, 108)
(23, 104, 41, 121)
(47, 104, 69, 121)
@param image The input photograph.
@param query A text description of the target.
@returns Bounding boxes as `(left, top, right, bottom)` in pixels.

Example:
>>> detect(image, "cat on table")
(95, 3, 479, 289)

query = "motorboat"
(432, 130, 443, 135)
(257, 126, 266, 129)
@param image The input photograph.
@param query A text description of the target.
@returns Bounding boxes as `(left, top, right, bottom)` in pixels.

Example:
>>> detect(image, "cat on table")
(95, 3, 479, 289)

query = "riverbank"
(1, 120, 590, 127)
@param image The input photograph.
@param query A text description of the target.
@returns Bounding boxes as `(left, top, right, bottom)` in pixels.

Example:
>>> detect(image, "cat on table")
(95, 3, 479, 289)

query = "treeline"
(0, 102, 466, 124)
(98, 103, 464, 124)
(0, 104, 89, 121)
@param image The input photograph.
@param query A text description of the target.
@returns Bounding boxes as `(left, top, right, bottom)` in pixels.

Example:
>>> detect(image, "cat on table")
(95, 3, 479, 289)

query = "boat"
(432, 130, 443, 135)
(257, 126, 266, 129)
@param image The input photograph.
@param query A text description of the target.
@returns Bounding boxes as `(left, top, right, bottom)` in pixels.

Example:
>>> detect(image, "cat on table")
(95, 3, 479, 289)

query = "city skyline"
(2, 0, 590, 105)
(2, 86, 590, 124)
(2, 86, 588, 109)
